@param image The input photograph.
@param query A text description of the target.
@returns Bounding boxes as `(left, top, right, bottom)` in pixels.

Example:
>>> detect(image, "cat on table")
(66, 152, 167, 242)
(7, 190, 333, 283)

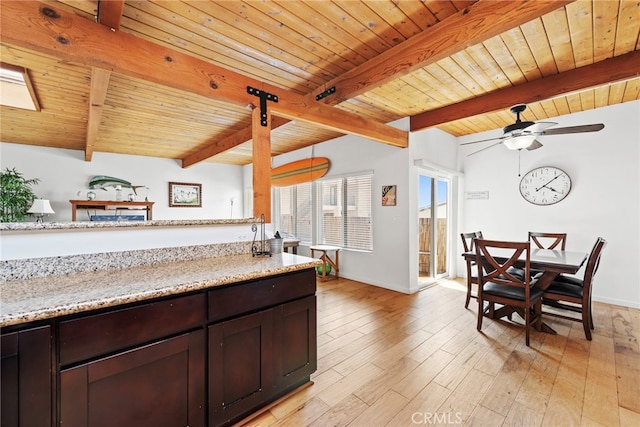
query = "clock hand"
(535, 175, 560, 192)
(546, 186, 561, 194)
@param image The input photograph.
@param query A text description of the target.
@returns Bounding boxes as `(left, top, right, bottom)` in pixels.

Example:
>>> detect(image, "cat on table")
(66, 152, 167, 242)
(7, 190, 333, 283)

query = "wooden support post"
(252, 107, 271, 223)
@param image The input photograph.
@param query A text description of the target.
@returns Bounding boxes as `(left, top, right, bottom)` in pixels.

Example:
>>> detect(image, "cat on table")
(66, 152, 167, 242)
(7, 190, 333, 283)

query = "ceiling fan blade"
(542, 123, 604, 135)
(460, 136, 504, 146)
(466, 141, 503, 156)
(526, 140, 543, 151)
(525, 121, 557, 133)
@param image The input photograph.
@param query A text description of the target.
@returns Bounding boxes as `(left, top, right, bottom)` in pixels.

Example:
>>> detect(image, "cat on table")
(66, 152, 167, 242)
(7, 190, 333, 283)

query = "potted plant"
(0, 167, 40, 222)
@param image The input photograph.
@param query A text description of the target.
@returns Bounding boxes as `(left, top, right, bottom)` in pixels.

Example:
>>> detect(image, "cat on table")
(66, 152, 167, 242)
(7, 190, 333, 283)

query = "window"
(317, 173, 373, 251)
(0, 63, 40, 111)
(274, 172, 373, 251)
(276, 182, 312, 244)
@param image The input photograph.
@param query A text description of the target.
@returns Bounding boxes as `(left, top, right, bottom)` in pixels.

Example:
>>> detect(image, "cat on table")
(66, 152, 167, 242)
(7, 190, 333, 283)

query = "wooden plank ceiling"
(1, 0, 639, 166)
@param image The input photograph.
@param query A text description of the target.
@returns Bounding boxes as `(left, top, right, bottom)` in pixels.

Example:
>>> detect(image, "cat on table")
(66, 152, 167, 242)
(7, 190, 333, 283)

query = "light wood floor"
(243, 277, 640, 427)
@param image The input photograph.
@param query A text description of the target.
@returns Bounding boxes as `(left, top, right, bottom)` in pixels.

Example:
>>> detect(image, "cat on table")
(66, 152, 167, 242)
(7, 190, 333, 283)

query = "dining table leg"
(483, 270, 562, 334)
(534, 271, 562, 334)
(534, 271, 560, 291)
(484, 307, 557, 334)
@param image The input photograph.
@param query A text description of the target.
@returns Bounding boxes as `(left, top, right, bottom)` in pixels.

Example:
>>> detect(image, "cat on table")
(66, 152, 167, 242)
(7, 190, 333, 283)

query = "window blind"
(275, 173, 373, 251)
(276, 182, 311, 243)
(317, 173, 372, 251)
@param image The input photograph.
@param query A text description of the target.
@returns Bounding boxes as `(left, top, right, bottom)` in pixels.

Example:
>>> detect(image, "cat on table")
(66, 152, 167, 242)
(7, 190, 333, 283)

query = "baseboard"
(593, 295, 640, 309)
(336, 273, 411, 294)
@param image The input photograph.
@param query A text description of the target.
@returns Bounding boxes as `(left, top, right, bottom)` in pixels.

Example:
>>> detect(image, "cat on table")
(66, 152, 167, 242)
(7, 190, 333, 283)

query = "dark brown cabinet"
(58, 293, 206, 427)
(0, 325, 52, 427)
(273, 295, 317, 393)
(209, 310, 274, 426)
(60, 330, 205, 427)
(1, 268, 316, 427)
(208, 270, 317, 426)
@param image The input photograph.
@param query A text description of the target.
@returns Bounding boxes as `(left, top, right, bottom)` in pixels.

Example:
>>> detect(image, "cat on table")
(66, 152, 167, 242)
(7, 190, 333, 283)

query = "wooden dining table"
(462, 247, 589, 334)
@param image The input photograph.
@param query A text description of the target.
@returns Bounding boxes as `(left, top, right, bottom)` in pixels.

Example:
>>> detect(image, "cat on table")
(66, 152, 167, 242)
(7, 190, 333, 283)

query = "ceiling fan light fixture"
(504, 134, 536, 150)
(464, 104, 605, 157)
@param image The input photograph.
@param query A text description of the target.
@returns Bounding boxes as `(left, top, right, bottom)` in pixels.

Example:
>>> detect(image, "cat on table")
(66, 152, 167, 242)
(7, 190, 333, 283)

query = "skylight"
(0, 63, 40, 111)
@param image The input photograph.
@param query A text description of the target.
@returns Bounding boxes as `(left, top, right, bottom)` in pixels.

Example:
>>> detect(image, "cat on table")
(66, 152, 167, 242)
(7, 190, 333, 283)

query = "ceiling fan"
(461, 104, 604, 156)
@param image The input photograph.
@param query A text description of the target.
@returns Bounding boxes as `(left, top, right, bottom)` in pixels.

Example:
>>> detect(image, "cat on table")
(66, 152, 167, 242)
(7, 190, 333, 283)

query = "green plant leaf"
(0, 167, 40, 222)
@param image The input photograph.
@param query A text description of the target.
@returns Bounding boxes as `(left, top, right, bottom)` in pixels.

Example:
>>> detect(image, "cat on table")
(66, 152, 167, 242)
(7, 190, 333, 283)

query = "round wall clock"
(519, 166, 572, 206)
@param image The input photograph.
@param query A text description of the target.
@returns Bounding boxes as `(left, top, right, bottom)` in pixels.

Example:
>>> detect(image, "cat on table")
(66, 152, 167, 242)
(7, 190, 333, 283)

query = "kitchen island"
(1, 253, 319, 427)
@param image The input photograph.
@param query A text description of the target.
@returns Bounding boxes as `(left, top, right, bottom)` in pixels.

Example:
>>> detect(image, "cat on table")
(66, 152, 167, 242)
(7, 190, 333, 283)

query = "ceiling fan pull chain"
(518, 149, 522, 177)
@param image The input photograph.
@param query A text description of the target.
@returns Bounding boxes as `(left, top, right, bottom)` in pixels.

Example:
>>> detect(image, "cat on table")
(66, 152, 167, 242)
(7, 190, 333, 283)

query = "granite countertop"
(0, 218, 255, 231)
(0, 253, 320, 327)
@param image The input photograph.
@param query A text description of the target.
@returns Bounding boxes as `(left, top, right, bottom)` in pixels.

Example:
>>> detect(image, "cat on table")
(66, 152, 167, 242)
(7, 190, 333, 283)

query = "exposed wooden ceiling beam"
(312, 0, 573, 105)
(182, 116, 290, 168)
(409, 50, 640, 132)
(182, 0, 571, 165)
(97, 0, 124, 30)
(85, 0, 125, 161)
(0, 1, 406, 154)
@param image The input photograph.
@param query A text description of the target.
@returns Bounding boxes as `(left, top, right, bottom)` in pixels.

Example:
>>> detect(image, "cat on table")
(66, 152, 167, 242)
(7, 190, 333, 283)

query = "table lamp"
(28, 199, 55, 223)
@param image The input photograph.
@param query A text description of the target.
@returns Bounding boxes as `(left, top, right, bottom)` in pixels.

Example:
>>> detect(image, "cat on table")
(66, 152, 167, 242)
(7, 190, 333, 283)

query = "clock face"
(519, 166, 571, 206)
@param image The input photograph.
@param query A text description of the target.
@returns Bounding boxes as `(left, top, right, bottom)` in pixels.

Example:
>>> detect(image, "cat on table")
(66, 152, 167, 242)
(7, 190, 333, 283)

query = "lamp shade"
(504, 134, 536, 150)
(28, 199, 55, 215)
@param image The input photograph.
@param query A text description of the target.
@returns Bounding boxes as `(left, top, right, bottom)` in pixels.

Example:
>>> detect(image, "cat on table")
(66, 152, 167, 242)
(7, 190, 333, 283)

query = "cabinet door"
(273, 295, 317, 392)
(1, 325, 52, 427)
(208, 310, 273, 427)
(60, 330, 205, 427)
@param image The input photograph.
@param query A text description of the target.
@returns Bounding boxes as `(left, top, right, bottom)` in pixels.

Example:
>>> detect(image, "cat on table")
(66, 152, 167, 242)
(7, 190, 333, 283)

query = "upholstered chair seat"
(545, 281, 583, 299)
(552, 274, 583, 287)
(484, 281, 544, 301)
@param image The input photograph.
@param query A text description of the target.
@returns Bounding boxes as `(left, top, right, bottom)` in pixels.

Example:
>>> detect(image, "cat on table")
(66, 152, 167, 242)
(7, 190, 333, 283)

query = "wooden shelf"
(69, 200, 154, 221)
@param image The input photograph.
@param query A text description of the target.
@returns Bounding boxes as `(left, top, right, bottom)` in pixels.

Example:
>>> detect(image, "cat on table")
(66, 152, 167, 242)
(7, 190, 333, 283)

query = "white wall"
(458, 101, 640, 308)
(1, 223, 255, 260)
(271, 118, 415, 294)
(270, 119, 461, 294)
(0, 143, 245, 221)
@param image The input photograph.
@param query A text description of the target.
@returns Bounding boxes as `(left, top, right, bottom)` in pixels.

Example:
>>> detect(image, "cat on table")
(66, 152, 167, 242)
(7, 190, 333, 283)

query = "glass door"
(418, 174, 449, 283)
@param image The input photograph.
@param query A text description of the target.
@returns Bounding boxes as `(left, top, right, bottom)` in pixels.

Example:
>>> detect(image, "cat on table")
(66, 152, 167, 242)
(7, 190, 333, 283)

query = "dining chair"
(460, 231, 483, 308)
(528, 232, 567, 250)
(508, 232, 569, 278)
(475, 239, 543, 346)
(542, 237, 606, 340)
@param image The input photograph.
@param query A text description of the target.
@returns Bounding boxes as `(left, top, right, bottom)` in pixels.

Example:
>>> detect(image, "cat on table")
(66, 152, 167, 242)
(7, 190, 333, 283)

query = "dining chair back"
(542, 237, 606, 340)
(525, 232, 568, 277)
(528, 232, 567, 250)
(475, 239, 543, 346)
(460, 231, 483, 308)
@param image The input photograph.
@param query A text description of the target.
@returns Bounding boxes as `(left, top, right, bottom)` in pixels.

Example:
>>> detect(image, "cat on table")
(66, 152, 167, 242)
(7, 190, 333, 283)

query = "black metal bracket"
(247, 86, 278, 127)
(315, 86, 336, 101)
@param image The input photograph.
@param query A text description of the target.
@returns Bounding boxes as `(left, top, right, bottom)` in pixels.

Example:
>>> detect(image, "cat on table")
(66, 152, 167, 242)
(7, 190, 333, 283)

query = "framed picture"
(382, 185, 396, 206)
(169, 182, 202, 207)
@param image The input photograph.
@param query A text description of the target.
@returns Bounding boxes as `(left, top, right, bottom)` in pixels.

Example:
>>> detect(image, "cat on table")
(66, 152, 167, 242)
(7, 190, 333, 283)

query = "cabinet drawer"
(208, 269, 316, 323)
(59, 293, 205, 366)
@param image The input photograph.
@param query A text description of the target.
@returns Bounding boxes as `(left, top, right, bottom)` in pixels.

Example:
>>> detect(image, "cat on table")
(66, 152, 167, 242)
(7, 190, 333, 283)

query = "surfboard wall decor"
(271, 157, 330, 187)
